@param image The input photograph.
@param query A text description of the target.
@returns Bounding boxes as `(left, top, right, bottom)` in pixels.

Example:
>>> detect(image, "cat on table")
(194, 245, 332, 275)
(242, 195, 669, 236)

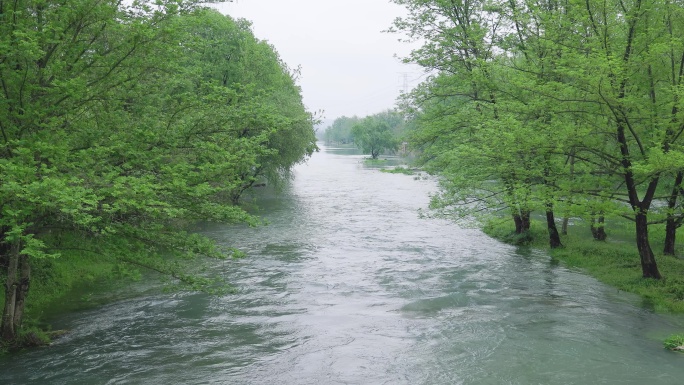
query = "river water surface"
(2, 144, 684, 384)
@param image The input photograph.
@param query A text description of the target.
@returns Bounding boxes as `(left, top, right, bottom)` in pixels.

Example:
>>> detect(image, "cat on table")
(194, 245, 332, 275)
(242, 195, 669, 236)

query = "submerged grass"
(380, 166, 417, 175)
(26, 252, 128, 319)
(362, 158, 389, 165)
(483, 217, 684, 313)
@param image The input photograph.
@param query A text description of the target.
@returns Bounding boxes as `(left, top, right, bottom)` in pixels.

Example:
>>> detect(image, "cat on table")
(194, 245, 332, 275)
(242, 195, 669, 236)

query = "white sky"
(212, 0, 422, 123)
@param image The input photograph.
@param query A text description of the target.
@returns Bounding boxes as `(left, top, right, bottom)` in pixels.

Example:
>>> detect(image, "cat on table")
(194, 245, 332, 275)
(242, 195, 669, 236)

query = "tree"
(391, 0, 684, 275)
(171, 9, 317, 201)
(392, 0, 565, 247)
(523, 0, 684, 277)
(1, 1, 316, 344)
(351, 115, 401, 159)
(1, 0, 193, 344)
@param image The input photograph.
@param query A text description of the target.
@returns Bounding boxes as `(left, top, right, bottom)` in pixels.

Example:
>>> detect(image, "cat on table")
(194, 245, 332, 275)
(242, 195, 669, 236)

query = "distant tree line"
(323, 109, 411, 158)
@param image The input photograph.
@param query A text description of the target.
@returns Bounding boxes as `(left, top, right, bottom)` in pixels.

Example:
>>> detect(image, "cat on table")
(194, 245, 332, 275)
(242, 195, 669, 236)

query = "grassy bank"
(483, 217, 684, 313)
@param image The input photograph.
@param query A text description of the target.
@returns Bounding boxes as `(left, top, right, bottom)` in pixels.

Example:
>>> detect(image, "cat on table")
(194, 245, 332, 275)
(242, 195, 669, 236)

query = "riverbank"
(483, 218, 684, 313)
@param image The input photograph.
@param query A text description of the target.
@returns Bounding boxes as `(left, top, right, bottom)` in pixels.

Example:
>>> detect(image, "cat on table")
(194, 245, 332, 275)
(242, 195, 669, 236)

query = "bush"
(664, 334, 684, 351)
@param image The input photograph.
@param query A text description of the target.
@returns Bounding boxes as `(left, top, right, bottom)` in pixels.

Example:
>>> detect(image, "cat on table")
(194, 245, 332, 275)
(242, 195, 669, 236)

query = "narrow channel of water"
(2, 144, 683, 384)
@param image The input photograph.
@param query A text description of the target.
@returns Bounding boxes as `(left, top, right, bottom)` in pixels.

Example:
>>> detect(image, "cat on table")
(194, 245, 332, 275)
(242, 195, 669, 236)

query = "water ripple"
(2, 145, 684, 385)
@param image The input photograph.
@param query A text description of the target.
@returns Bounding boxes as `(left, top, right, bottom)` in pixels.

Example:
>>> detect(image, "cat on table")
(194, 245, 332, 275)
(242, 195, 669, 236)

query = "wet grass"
(483, 217, 684, 314)
(26, 253, 133, 319)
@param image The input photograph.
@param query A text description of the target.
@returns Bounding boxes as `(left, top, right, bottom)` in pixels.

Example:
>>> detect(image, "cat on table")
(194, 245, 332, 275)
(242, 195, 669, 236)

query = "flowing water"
(2, 144, 684, 384)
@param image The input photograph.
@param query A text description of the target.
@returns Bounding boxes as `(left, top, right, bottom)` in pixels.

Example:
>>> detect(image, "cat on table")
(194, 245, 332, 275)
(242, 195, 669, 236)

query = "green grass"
(25, 252, 130, 320)
(483, 217, 684, 313)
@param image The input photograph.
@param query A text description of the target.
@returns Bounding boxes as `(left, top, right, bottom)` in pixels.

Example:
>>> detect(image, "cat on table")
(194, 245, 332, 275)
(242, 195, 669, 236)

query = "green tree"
(351, 115, 400, 159)
(392, 0, 684, 275)
(0, 1, 316, 344)
(171, 9, 317, 201)
(516, 0, 684, 277)
(1, 0, 194, 343)
(391, 0, 549, 243)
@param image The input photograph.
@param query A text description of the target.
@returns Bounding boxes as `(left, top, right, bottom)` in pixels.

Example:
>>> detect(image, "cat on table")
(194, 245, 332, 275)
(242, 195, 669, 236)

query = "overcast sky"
(212, 0, 422, 124)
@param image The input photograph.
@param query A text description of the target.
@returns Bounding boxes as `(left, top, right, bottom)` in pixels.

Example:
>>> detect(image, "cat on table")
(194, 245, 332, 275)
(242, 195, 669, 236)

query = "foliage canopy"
(391, 0, 684, 278)
(0, 0, 316, 344)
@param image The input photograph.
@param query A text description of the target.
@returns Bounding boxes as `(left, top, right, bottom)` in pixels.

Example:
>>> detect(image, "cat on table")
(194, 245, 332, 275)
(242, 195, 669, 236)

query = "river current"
(2, 144, 684, 384)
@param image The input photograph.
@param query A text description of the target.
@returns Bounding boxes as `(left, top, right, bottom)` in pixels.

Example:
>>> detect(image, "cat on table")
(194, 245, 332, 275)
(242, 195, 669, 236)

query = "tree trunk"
(520, 210, 530, 233)
(12, 254, 30, 331)
(614, 109, 661, 278)
(1, 244, 19, 342)
(513, 213, 523, 234)
(1, 244, 30, 343)
(663, 171, 683, 255)
(664, 220, 677, 255)
(546, 205, 563, 248)
(590, 213, 607, 241)
(513, 209, 531, 234)
(596, 215, 607, 241)
(635, 212, 661, 279)
(561, 217, 569, 235)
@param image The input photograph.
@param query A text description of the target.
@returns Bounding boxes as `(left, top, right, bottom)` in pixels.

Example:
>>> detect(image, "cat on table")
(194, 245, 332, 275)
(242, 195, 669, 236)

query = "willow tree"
(351, 115, 400, 159)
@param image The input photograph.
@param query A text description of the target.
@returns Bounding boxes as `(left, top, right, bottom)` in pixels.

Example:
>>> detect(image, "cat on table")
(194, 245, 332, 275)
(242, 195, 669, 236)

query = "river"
(2, 144, 684, 384)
